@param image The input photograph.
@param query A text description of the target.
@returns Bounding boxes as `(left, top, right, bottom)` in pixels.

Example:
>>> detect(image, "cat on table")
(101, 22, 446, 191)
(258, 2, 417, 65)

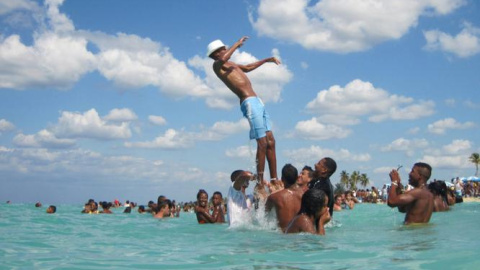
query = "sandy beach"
(462, 197, 480, 203)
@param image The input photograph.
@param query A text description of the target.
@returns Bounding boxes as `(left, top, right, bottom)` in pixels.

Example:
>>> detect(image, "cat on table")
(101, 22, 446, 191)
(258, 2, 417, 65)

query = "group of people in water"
(193, 159, 466, 235)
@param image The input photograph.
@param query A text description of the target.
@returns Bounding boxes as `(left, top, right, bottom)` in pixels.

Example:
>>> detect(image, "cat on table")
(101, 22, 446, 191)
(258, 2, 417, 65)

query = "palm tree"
(469, 153, 480, 176)
(340, 170, 350, 190)
(360, 173, 370, 188)
(334, 183, 346, 195)
(350, 171, 360, 190)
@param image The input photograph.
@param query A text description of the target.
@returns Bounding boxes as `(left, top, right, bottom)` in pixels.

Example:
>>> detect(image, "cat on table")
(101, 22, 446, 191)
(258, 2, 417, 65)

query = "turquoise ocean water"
(1, 202, 479, 270)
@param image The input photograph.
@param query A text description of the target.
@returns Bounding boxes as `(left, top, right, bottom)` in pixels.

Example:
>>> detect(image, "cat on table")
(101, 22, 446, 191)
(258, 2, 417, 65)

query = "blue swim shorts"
(240, 97, 272, 140)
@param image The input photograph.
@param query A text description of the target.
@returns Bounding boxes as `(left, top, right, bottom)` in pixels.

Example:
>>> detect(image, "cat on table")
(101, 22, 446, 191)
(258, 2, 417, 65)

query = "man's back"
(404, 188, 434, 224)
(266, 187, 303, 232)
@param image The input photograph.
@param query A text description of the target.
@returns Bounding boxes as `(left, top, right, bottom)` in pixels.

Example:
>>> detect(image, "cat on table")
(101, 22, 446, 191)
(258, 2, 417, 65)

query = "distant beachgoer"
(227, 170, 256, 227)
(428, 181, 449, 212)
(333, 194, 343, 211)
(344, 191, 357, 209)
(154, 199, 172, 219)
(123, 207, 132, 214)
(297, 165, 314, 192)
(100, 202, 113, 214)
(265, 164, 303, 232)
(35, 202, 42, 207)
(46, 205, 56, 214)
(138, 205, 146, 214)
(387, 162, 434, 225)
(195, 189, 219, 224)
(285, 189, 330, 235)
(211, 191, 226, 223)
(454, 177, 464, 197)
(81, 199, 98, 214)
(208, 36, 281, 185)
(308, 157, 337, 218)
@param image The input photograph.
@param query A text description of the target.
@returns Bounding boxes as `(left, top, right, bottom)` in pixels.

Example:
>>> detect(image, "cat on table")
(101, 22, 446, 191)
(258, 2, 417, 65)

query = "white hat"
(206, 39, 226, 57)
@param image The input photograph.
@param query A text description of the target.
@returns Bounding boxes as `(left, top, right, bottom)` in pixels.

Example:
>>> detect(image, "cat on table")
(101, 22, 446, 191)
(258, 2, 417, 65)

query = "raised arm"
(238, 57, 281, 73)
(387, 169, 414, 208)
(233, 171, 255, 191)
(217, 36, 249, 64)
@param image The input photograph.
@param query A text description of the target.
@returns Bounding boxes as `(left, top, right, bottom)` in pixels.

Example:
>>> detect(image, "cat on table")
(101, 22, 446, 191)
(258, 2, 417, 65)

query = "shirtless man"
(211, 191, 226, 223)
(207, 36, 281, 185)
(387, 162, 434, 224)
(265, 164, 303, 232)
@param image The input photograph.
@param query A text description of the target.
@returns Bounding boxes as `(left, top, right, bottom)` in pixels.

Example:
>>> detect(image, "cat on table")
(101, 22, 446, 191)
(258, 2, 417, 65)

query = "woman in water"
(285, 189, 330, 235)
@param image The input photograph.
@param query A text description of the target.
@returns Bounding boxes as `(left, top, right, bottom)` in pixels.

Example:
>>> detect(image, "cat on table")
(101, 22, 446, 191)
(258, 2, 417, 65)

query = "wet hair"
(48, 205, 56, 213)
(197, 189, 208, 200)
(213, 191, 223, 198)
(148, 201, 154, 207)
(324, 157, 337, 176)
(158, 199, 172, 211)
(282, 164, 298, 186)
(230, 170, 244, 182)
(138, 205, 145, 212)
(300, 189, 326, 217)
(157, 195, 167, 205)
(414, 162, 432, 180)
(428, 181, 448, 200)
(101, 201, 112, 209)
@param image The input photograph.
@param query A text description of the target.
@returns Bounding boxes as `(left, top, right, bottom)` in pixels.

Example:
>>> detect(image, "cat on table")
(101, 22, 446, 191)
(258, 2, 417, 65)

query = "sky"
(0, 0, 479, 204)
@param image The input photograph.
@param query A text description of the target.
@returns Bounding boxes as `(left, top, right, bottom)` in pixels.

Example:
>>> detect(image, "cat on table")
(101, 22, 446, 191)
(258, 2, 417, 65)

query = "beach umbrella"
(467, 176, 480, 182)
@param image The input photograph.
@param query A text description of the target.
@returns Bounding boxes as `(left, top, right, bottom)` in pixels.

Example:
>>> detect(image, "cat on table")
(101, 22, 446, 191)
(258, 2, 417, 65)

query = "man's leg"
(256, 136, 268, 182)
(265, 131, 277, 180)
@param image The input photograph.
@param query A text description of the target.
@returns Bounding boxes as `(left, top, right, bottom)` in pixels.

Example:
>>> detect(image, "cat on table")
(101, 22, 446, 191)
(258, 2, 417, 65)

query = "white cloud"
(283, 145, 370, 167)
(13, 129, 75, 148)
(0, 119, 15, 133)
(125, 129, 192, 149)
(148, 115, 167, 126)
(292, 117, 352, 140)
(104, 108, 138, 122)
(126, 119, 249, 149)
(225, 145, 256, 159)
(381, 138, 430, 157)
(52, 109, 132, 140)
(0, 146, 169, 182)
(407, 127, 421, 135)
(251, 0, 465, 53)
(0, 33, 96, 89)
(0, 0, 38, 15)
(424, 22, 480, 58)
(442, 139, 471, 155)
(193, 119, 250, 141)
(306, 79, 435, 123)
(427, 117, 475, 134)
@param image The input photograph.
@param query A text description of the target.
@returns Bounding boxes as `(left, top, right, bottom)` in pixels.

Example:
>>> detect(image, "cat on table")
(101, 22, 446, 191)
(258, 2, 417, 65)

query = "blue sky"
(0, 0, 479, 204)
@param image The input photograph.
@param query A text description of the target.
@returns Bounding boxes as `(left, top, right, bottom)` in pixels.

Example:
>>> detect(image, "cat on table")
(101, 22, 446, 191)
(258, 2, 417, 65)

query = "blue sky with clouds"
(1, 0, 479, 204)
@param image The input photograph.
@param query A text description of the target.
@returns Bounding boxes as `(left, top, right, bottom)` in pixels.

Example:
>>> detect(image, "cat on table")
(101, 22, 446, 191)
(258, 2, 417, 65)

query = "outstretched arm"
(238, 57, 281, 73)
